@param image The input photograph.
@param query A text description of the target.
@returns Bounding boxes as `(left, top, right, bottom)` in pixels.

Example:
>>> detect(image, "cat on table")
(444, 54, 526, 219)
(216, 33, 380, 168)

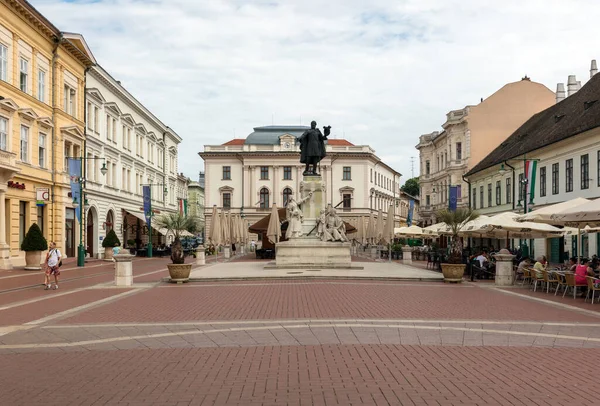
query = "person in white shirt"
(44, 241, 62, 290)
(475, 252, 488, 268)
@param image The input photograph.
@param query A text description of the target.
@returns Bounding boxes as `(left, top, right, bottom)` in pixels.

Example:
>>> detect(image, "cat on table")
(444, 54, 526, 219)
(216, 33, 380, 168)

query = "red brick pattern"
(62, 282, 600, 324)
(0, 344, 598, 405)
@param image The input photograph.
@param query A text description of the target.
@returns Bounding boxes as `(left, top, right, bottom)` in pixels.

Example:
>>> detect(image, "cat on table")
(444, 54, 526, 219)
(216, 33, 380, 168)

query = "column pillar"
(242, 165, 249, 207)
(12, 35, 20, 86)
(273, 166, 279, 206)
(0, 189, 10, 269)
(249, 166, 255, 208)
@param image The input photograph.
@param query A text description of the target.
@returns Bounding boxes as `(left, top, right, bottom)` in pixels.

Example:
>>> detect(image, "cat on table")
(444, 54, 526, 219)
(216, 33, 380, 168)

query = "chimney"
(567, 75, 578, 96)
(577, 81, 581, 91)
(556, 83, 565, 103)
(591, 60, 598, 78)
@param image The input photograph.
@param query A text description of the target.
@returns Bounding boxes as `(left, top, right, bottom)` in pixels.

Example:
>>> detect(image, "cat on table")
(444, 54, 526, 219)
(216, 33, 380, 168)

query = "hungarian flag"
(525, 160, 537, 204)
(178, 199, 188, 216)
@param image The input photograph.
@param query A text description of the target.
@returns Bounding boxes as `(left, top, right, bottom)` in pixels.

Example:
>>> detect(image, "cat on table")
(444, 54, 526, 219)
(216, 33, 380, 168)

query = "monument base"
(268, 238, 362, 270)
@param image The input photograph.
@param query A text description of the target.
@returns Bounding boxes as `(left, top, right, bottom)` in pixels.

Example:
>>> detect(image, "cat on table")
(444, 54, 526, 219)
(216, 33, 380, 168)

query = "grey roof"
(245, 125, 309, 145)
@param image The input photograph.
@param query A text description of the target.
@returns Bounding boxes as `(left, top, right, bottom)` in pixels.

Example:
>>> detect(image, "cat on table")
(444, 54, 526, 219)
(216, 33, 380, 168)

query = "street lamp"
(140, 183, 169, 258)
(68, 156, 107, 267)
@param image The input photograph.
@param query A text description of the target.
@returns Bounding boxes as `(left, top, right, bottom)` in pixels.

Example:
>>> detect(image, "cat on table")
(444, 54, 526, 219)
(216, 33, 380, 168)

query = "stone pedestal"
(0, 244, 12, 269)
(270, 239, 360, 269)
(195, 246, 205, 265)
(224, 246, 230, 259)
(299, 175, 326, 236)
(402, 246, 413, 265)
(493, 249, 515, 286)
(114, 253, 134, 286)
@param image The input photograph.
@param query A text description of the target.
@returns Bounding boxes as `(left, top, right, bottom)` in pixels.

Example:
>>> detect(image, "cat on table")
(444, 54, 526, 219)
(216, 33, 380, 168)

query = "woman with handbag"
(44, 241, 62, 290)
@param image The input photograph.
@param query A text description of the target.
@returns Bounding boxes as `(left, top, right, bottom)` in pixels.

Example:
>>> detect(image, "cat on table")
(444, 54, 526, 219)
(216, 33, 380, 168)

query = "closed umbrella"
(237, 214, 245, 246)
(221, 209, 229, 246)
(266, 204, 281, 244)
(209, 206, 221, 247)
(382, 205, 395, 245)
(230, 212, 238, 245)
(367, 211, 376, 244)
(375, 209, 384, 244)
(355, 216, 365, 245)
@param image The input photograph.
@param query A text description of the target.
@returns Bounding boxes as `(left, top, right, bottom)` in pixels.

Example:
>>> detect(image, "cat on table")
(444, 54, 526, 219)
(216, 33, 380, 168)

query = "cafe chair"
(585, 276, 600, 304)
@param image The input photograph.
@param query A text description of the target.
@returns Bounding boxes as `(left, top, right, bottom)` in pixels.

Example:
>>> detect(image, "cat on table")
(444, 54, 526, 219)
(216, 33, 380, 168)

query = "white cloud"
(31, 0, 600, 182)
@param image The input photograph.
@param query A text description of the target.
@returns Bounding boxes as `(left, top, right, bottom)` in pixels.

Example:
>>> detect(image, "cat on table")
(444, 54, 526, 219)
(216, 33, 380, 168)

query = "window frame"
(479, 186, 483, 209)
(20, 125, 29, 162)
(260, 166, 269, 180)
(222, 192, 231, 209)
(472, 188, 477, 209)
(0, 43, 7, 82)
(552, 163, 559, 195)
(0, 116, 7, 151)
(566, 158, 573, 193)
(487, 183, 492, 207)
(425, 161, 430, 175)
(38, 132, 46, 168)
(456, 142, 462, 160)
(495, 180, 501, 205)
(342, 166, 351, 180)
(19, 58, 28, 92)
(37, 69, 45, 102)
(539, 166, 546, 197)
(222, 166, 231, 180)
(518, 173, 524, 202)
(581, 154, 589, 190)
(259, 188, 269, 208)
(342, 193, 352, 209)
(283, 166, 292, 180)
(283, 187, 293, 206)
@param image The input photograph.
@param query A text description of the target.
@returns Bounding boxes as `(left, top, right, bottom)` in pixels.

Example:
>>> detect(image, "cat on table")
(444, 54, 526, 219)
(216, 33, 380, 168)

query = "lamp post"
(140, 183, 169, 258)
(69, 157, 108, 267)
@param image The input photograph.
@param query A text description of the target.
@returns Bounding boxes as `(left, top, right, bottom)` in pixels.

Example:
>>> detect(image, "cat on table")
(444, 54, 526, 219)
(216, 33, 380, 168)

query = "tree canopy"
(400, 177, 419, 197)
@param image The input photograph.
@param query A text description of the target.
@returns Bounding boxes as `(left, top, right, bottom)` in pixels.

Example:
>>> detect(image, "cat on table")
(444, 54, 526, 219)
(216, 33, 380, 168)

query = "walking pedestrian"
(44, 241, 62, 290)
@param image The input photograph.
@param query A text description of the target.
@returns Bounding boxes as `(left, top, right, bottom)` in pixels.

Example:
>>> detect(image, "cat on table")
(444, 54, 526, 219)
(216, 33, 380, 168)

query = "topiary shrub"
(102, 229, 121, 248)
(21, 223, 48, 251)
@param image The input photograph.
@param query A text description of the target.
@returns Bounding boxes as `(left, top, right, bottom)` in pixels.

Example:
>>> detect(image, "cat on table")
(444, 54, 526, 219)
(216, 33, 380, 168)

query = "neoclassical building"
(199, 125, 405, 240)
(84, 65, 182, 257)
(188, 178, 205, 237)
(0, 0, 95, 267)
(416, 77, 555, 226)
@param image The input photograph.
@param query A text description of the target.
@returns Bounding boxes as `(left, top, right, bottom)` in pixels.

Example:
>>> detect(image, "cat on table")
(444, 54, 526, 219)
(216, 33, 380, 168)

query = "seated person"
(475, 251, 488, 268)
(568, 257, 577, 273)
(532, 256, 547, 278)
(517, 257, 531, 277)
(575, 258, 591, 286)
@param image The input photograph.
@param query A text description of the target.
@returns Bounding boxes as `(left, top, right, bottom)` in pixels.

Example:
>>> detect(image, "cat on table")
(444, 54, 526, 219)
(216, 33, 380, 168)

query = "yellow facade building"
(0, 0, 95, 268)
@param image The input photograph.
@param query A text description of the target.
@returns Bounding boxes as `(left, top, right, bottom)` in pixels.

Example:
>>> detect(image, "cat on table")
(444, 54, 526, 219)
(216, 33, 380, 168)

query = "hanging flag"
(449, 186, 458, 211)
(184, 199, 188, 216)
(407, 200, 414, 226)
(67, 158, 82, 222)
(525, 160, 537, 204)
(143, 186, 151, 225)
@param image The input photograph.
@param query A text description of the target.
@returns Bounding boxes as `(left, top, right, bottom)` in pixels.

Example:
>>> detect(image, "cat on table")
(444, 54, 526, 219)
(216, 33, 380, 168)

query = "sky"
(31, 0, 600, 184)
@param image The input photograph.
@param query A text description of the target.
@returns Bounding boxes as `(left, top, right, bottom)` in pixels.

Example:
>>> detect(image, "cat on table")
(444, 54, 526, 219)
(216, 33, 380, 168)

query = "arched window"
(105, 210, 114, 232)
(259, 188, 269, 209)
(282, 188, 292, 206)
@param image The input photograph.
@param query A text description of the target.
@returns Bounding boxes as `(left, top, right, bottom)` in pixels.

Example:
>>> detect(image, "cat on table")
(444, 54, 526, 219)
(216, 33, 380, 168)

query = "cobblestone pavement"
(2, 263, 600, 405)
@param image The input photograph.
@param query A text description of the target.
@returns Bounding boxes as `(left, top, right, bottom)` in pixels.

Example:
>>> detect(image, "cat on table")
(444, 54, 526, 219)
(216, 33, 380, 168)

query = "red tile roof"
(327, 139, 354, 146)
(222, 139, 246, 146)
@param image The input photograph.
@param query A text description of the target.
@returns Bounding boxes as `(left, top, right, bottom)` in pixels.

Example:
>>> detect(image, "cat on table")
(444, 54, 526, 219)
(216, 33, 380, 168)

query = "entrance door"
(65, 208, 75, 258)
(87, 210, 94, 258)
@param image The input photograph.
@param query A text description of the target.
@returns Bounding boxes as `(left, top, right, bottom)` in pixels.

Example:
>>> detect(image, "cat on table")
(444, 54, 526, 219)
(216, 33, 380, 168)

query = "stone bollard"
(402, 246, 413, 265)
(224, 246, 231, 259)
(196, 245, 205, 265)
(493, 249, 515, 286)
(114, 253, 135, 286)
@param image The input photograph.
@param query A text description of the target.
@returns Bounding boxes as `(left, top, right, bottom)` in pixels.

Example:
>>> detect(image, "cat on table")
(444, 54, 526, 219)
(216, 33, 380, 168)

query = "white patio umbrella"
(209, 206, 222, 247)
(551, 197, 600, 227)
(516, 197, 590, 225)
(394, 225, 428, 238)
(382, 205, 395, 245)
(230, 212, 239, 246)
(266, 204, 281, 244)
(237, 214, 245, 247)
(423, 222, 447, 236)
(375, 208, 384, 244)
(221, 209, 229, 246)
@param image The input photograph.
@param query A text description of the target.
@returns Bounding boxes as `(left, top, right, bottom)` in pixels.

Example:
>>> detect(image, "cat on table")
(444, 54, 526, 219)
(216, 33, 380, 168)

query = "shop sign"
(36, 187, 50, 206)
(8, 181, 25, 190)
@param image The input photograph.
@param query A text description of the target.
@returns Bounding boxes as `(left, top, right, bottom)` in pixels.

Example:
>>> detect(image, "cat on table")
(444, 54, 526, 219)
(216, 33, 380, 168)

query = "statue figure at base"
(298, 120, 330, 176)
(285, 192, 313, 239)
(317, 205, 348, 242)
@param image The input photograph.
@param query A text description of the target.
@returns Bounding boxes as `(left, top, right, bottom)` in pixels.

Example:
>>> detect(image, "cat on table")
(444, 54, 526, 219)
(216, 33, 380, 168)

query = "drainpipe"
(504, 161, 516, 211)
(462, 174, 471, 209)
(50, 34, 63, 244)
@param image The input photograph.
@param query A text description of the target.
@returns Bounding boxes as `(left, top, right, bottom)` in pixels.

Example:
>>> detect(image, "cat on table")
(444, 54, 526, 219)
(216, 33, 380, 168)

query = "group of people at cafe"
(516, 254, 600, 293)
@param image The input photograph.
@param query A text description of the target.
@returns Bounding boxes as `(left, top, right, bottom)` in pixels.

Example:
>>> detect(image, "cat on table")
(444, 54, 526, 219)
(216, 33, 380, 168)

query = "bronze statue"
(298, 120, 330, 176)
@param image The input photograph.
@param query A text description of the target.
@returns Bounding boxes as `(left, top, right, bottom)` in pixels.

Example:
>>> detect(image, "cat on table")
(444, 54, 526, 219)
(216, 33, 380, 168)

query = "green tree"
(102, 229, 121, 248)
(21, 223, 48, 251)
(435, 208, 479, 264)
(154, 213, 199, 264)
(401, 177, 419, 197)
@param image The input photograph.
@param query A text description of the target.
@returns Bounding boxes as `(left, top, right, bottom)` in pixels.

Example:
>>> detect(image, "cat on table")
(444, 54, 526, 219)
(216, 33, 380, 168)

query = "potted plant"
(102, 229, 121, 261)
(154, 213, 199, 283)
(21, 223, 48, 270)
(435, 208, 478, 283)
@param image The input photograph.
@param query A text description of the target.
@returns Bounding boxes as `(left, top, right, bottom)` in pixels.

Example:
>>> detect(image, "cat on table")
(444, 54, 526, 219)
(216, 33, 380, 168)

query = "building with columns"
(0, 0, 95, 268)
(200, 125, 404, 240)
(84, 65, 181, 257)
(416, 77, 555, 226)
(187, 178, 205, 238)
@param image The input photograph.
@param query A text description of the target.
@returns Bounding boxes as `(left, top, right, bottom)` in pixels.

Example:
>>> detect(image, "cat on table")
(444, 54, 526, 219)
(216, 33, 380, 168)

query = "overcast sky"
(32, 0, 600, 184)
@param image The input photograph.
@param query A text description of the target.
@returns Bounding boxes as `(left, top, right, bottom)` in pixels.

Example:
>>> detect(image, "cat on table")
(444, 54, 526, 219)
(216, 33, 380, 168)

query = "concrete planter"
(167, 263, 193, 283)
(104, 247, 114, 261)
(440, 263, 465, 283)
(24, 251, 42, 270)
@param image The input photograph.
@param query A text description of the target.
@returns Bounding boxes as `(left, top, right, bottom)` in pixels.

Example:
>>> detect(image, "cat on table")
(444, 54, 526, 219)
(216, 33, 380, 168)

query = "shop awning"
(124, 210, 168, 236)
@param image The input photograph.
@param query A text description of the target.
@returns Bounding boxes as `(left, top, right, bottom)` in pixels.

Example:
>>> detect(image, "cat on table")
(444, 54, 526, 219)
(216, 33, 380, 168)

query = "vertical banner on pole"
(68, 158, 82, 222)
(449, 186, 458, 211)
(407, 200, 414, 226)
(525, 160, 537, 204)
(143, 186, 151, 224)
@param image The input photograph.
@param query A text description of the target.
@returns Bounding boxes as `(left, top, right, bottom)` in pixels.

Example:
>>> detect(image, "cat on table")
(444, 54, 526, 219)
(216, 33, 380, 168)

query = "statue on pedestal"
(286, 192, 313, 239)
(298, 120, 331, 176)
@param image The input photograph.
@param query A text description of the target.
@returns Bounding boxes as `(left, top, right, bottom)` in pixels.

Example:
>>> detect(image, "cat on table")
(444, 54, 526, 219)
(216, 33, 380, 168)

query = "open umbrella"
(209, 206, 221, 247)
(516, 197, 590, 225)
(423, 222, 448, 236)
(551, 197, 600, 227)
(394, 225, 428, 238)
(266, 204, 281, 244)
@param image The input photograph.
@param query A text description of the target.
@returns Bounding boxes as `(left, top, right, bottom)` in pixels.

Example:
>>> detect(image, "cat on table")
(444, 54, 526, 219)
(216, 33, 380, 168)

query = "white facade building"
(84, 65, 182, 257)
(199, 125, 406, 239)
(465, 62, 600, 262)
